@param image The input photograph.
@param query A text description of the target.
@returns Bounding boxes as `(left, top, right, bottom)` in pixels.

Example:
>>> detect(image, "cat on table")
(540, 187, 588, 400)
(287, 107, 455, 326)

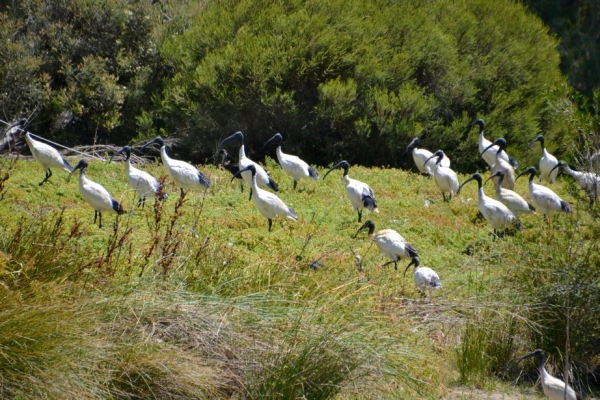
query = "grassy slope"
(0, 152, 588, 398)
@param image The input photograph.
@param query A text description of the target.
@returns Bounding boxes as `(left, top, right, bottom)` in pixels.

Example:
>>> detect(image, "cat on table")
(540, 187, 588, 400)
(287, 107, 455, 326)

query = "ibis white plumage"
(550, 161, 599, 205)
(516, 167, 572, 223)
(458, 173, 520, 236)
(485, 171, 536, 215)
(263, 133, 319, 190)
(10, 119, 73, 185)
(219, 149, 243, 192)
(424, 150, 460, 201)
(110, 146, 167, 208)
(529, 135, 559, 184)
(481, 138, 517, 190)
(219, 131, 278, 200)
(232, 165, 297, 231)
(403, 257, 442, 299)
(323, 160, 378, 222)
(353, 220, 418, 270)
(141, 137, 210, 198)
(468, 119, 518, 169)
(518, 349, 581, 400)
(405, 137, 450, 176)
(69, 159, 124, 228)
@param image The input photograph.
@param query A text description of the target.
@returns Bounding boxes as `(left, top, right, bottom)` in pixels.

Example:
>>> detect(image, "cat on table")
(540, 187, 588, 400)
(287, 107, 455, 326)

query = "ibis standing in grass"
(323, 160, 378, 222)
(141, 137, 210, 199)
(69, 159, 124, 228)
(518, 349, 581, 400)
(219, 149, 243, 192)
(110, 146, 167, 208)
(550, 161, 599, 205)
(458, 173, 520, 236)
(219, 131, 278, 200)
(485, 171, 536, 215)
(424, 150, 460, 201)
(516, 167, 572, 223)
(263, 133, 319, 190)
(467, 119, 518, 169)
(10, 119, 73, 185)
(481, 138, 517, 190)
(353, 220, 418, 270)
(404, 257, 442, 299)
(405, 137, 450, 176)
(529, 135, 559, 184)
(232, 165, 297, 231)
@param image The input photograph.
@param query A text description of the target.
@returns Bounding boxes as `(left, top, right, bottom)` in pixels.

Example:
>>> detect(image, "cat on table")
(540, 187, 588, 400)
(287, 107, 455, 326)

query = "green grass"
(0, 154, 598, 398)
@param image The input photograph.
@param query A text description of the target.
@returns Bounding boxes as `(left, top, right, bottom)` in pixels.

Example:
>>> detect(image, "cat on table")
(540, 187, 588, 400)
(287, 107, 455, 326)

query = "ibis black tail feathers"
(362, 195, 378, 212)
(267, 177, 279, 192)
(62, 157, 74, 173)
(508, 156, 519, 169)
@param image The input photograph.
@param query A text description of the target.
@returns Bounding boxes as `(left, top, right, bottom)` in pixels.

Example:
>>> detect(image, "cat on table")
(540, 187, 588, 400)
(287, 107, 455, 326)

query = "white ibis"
(69, 159, 124, 228)
(518, 349, 581, 400)
(458, 173, 520, 236)
(467, 119, 518, 169)
(110, 146, 167, 208)
(424, 150, 459, 201)
(218, 131, 278, 200)
(232, 165, 297, 231)
(550, 161, 599, 205)
(140, 137, 210, 198)
(516, 167, 572, 223)
(323, 160, 378, 222)
(529, 135, 559, 183)
(405, 137, 450, 176)
(481, 138, 516, 190)
(219, 149, 243, 192)
(353, 220, 418, 270)
(10, 119, 73, 185)
(263, 133, 319, 190)
(485, 171, 536, 215)
(403, 257, 442, 299)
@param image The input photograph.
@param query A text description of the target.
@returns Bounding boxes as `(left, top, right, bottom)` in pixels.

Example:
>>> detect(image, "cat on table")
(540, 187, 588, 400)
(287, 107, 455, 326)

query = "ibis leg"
(142, 197, 146, 209)
(180, 187, 185, 198)
(293, 180, 297, 190)
(381, 260, 398, 270)
(137, 198, 143, 208)
(268, 219, 272, 232)
(240, 183, 244, 193)
(442, 192, 447, 202)
(39, 169, 52, 186)
(98, 212, 102, 229)
(94, 210, 98, 224)
(357, 209, 362, 222)
(248, 188, 253, 201)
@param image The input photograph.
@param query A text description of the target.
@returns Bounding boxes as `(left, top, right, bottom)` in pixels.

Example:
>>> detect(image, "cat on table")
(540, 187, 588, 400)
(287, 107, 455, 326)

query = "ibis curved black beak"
(528, 135, 544, 150)
(457, 177, 475, 195)
(484, 171, 502, 185)
(219, 131, 244, 149)
(404, 138, 418, 155)
(263, 133, 283, 150)
(323, 161, 348, 180)
(109, 146, 130, 163)
(231, 165, 254, 181)
(516, 167, 536, 182)
(403, 256, 419, 277)
(353, 220, 375, 239)
(549, 162, 563, 175)
(423, 154, 437, 168)
(140, 137, 164, 152)
(68, 159, 87, 181)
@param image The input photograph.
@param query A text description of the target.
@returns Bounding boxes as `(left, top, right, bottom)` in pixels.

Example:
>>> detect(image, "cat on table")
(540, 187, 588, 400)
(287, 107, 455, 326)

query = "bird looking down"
(550, 161, 599, 205)
(263, 133, 319, 190)
(518, 349, 581, 400)
(403, 257, 442, 299)
(485, 170, 536, 215)
(353, 220, 418, 270)
(219, 149, 243, 192)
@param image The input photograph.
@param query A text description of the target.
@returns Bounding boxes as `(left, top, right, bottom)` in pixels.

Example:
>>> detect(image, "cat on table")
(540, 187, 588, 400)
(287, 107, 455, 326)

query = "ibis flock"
(4, 118, 593, 398)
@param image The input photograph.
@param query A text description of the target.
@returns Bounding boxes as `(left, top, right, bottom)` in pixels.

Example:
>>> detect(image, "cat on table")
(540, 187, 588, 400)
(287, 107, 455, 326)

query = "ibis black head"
(353, 220, 375, 238)
(403, 256, 420, 277)
(481, 138, 507, 156)
(549, 161, 566, 175)
(110, 146, 132, 162)
(467, 119, 485, 132)
(264, 133, 283, 150)
(69, 159, 89, 180)
(219, 131, 244, 148)
(232, 164, 256, 181)
(404, 137, 419, 155)
(140, 137, 164, 152)
(517, 349, 545, 364)
(528, 135, 545, 150)
(485, 170, 504, 186)
(516, 166, 537, 182)
(458, 173, 483, 194)
(424, 150, 444, 167)
(323, 160, 350, 179)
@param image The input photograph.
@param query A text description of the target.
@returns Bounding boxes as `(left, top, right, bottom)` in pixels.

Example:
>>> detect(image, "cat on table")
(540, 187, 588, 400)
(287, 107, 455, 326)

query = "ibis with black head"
(353, 220, 418, 270)
(467, 119, 518, 169)
(481, 138, 517, 190)
(219, 149, 243, 192)
(516, 167, 572, 223)
(550, 161, 599, 205)
(263, 133, 319, 190)
(485, 171, 536, 215)
(424, 150, 459, 201)
(518, 349, 581, 400)
(404, 257, 442, 299)
(529, 135, 559, 184)
(405, 137, 450, 176)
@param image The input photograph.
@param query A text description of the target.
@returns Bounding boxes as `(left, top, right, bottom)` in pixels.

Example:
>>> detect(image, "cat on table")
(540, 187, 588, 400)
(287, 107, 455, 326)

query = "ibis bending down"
(518, 349, 581, 400)
(232, 165, 297, 231)
(263, 133, 319, 190)
(529, 135, 559, 184)
(405, 137, 450, 176)
(353, 220, 418, 270)
(219, 131, 278, 200)
(424, 150, 459, 201)
(69, 159, 124, 228)
(516, 167, 572, 223)
(485, 171, 536, 215)
(10, 119, 73, 185)
(458, 173, 520, 236)
(550, 161, 599, 205)
(323, 160, 378, 222)
(141, 137, 210, 198)
(219, 149, 243, 192)
(404, 257, 442, 298)
(110, 146, 167, 208)
(481, 138, 516, 190)
(467, 119, 518, 169)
